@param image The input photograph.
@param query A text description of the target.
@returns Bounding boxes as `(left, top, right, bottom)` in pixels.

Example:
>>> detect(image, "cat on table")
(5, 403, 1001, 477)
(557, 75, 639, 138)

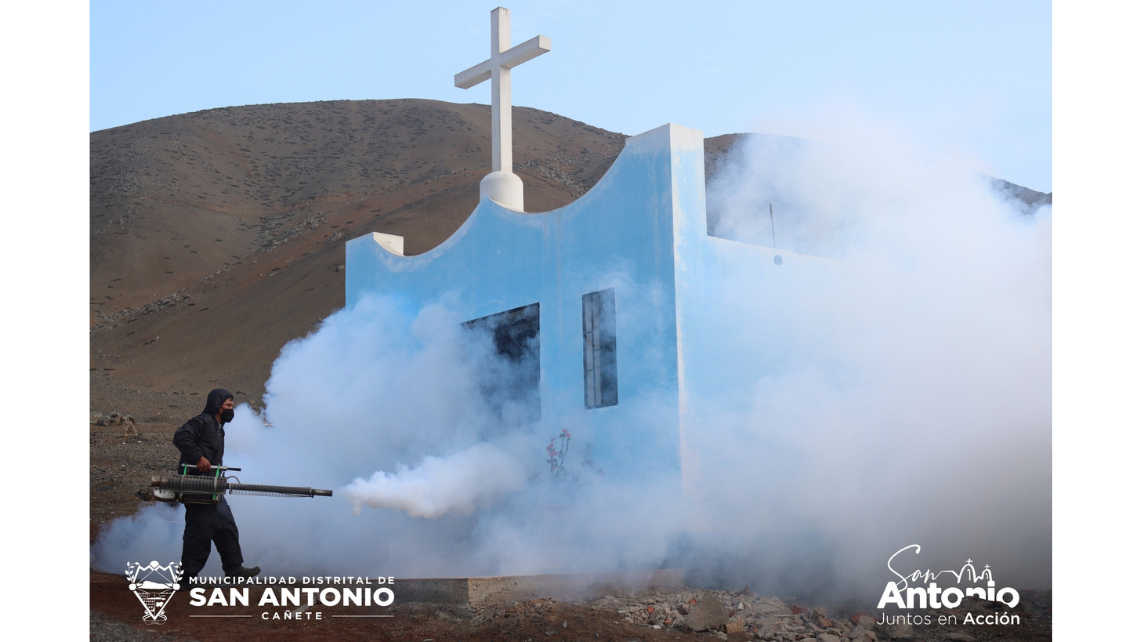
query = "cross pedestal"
(479, 171, 525, 211)
(455, 7, 550, 211)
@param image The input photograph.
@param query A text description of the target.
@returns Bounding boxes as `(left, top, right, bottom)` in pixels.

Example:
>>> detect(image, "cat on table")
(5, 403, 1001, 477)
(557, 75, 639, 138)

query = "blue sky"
(91, 0, 1051, 190)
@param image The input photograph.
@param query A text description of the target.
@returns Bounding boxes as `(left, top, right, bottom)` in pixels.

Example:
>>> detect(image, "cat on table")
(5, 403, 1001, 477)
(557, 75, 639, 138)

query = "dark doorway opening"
(464, 303, 541, 426)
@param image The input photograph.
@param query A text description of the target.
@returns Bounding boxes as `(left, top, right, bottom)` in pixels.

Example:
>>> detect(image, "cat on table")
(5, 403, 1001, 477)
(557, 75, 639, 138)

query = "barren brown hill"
(89, 101, 1049, 423)
(90, 99, 629, 417)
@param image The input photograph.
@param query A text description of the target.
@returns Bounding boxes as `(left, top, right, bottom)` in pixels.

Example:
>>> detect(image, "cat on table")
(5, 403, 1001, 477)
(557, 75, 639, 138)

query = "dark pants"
(181, 497, 245, 577)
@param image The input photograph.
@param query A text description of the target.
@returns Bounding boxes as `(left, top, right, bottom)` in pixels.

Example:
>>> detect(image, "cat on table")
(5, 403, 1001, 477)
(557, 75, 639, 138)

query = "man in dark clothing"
(173, 388, 260, 580)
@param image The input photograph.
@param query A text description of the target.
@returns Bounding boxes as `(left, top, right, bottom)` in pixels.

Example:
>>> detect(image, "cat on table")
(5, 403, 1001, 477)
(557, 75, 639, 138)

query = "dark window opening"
(583, 289, 617, 408)
(466, 303, 540, 366)
(464, 303, 540, 424)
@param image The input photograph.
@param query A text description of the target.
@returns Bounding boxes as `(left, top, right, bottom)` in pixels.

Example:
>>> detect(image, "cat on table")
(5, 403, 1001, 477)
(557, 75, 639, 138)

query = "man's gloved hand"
(197, 456, 212, 473)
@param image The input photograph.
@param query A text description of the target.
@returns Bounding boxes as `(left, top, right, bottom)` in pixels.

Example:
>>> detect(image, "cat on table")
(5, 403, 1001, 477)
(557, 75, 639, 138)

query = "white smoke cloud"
(92, 111, 1049, 598)
(690, 118, 1051, 595)
(92, 292, 557, 578)
(344, 442, 528, 518)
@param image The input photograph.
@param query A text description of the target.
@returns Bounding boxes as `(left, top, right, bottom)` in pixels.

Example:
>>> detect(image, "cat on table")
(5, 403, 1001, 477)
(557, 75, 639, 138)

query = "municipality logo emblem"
(125, 560, 184, 624)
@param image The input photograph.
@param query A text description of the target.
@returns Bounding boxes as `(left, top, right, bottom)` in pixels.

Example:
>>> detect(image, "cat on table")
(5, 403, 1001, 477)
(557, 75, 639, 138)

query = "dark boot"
(226, 565, 261, 578)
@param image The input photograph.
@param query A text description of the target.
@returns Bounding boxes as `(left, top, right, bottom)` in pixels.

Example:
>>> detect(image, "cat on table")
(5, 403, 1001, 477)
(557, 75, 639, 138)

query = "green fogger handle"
(179, 464, 241, 474)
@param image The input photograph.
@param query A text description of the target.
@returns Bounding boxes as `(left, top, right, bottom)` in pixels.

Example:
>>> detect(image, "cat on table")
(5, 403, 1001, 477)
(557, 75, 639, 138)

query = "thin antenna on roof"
(769, 203, 777, 248)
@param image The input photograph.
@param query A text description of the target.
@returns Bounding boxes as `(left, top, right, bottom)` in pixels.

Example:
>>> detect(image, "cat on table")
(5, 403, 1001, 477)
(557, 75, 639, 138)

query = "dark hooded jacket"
(173, 389, 233, 474)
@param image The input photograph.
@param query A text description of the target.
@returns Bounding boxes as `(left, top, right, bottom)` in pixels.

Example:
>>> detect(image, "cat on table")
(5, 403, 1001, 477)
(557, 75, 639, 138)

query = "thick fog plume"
(688, 128, 1051, 596)
(92, 292, 679, 578)
(93, 122, 1049, 601)
(345, 442, 528, 518)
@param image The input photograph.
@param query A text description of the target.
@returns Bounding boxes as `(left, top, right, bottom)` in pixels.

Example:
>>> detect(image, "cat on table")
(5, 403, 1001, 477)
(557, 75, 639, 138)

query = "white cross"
(455, 7, 551, 176)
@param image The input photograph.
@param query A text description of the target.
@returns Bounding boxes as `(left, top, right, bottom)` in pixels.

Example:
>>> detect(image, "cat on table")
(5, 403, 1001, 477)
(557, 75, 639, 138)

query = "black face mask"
(219, 408, 235, 424)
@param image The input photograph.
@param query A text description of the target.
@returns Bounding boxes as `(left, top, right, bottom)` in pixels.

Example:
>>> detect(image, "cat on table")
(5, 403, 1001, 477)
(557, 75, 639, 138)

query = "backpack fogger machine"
(150, 465, 333, 505)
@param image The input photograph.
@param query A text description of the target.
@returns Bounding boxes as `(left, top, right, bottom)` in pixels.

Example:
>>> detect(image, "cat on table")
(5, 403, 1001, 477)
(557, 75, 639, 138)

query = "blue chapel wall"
(346, 124, 704, 486)
(344, 118, 873, 509)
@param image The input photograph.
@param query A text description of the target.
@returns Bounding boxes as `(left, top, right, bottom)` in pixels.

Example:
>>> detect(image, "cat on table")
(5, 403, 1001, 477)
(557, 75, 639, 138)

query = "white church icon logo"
(125, 560, 183, 624)
(878, 545, 1019, 610)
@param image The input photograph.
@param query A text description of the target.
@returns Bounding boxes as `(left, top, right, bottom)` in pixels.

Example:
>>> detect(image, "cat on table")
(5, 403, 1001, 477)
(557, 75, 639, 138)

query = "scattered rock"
(90, 410, 139, 436)
(685, 592, 729, 632)
(752, 596, 786, 616)
(581, 585, 1010, 641)
(122, 415, 138, 437)
(884, 621, 914, 639)
(811, 607, 832, 628)
(96, 411, 133, 428)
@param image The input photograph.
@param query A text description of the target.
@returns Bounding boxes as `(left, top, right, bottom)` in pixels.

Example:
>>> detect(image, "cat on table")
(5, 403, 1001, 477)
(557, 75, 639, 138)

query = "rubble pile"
(583, 586, 1049, 641)
(587, 587, 870, 640)
(91, 411, 138, 437)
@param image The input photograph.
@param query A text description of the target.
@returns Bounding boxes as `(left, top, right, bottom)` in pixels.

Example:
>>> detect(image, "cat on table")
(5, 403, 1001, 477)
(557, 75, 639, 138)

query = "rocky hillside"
(90, 99, 626, 413)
